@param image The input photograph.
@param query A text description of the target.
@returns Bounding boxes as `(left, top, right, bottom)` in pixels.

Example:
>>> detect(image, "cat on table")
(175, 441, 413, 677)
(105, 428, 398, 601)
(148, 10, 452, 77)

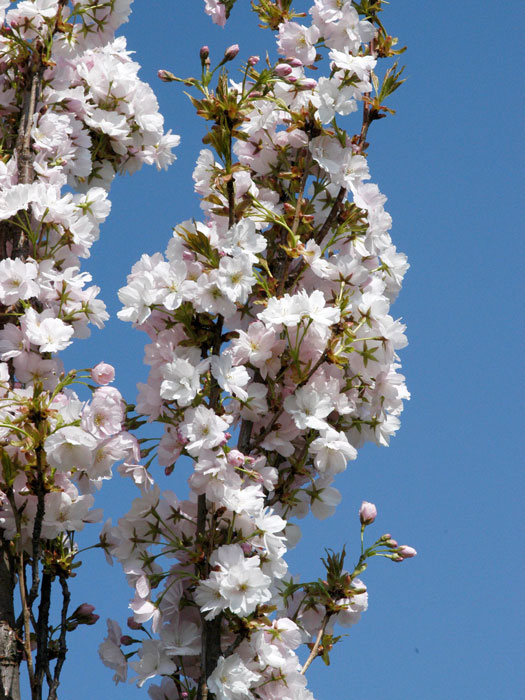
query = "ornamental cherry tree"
(98, 2, 416, 700)
(0, 2, 178, 699)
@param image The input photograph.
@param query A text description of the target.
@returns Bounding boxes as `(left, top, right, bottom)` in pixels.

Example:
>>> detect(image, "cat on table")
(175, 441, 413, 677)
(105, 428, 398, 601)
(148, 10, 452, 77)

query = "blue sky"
(45, 2, 524, 699)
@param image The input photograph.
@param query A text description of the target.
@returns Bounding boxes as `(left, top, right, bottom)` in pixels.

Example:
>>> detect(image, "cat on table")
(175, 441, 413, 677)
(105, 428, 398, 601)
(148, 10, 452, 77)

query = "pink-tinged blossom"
(313, 75, 359, 123)
(329, 52, 376, 85)
(160, 352, 208, 407)
(91, 361, 115, 385)
(222, 218, 267, 262)
(0, 323, 27, 360)
(82, 386, 125, 440)
(284, 385, 333, 431)
(21, 308, 74, 353)
(0, 259, 39, 305)
(44, 426, 97, 473)
(307, 475, 342, 520)
(129, 639, 177, 688)
(195, 544, 272, 619)
(204, 0, 227, 27)
(333, 578, 368, 627)
(160, 621, 201, 656)
(41, 489, 98, 539)
(98, 620, 127, 684)
(230, 321, 282, 376)
(208, 654, 261, 700)
(277, 21, 320, 66)
(211, 354, 250, 400)
(310, 135, 370, 190)
(310, 428, 357, 474)
(258, 289, 340, 328)
(217, 255, 256, 304)
(180, 405, 230, 456)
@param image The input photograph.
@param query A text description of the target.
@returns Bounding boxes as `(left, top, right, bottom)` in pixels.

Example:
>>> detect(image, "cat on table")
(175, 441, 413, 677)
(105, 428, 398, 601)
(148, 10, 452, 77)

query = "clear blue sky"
(47, 2, 524, 699)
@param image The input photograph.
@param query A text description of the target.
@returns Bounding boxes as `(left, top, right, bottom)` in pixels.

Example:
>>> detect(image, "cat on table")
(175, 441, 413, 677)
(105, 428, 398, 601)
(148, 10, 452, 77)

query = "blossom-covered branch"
(0, 2, 178, 698)
(100, 1, 416, 699)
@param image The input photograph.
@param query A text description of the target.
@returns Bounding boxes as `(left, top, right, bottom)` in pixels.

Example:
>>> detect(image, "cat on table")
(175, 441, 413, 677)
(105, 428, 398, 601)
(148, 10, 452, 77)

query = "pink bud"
(158, 69, 175, 82)
(299, 78, 317, 90)
(248, 55, 260, 66)
(120, 635, 134, 646)
(71, 603, 99, 625)
(127, 616, 142, 630)
(274, 63, 293, 77)
(227, 449, 245, 467)
(397, 545, 417, 559)
(359, 501, 377, 526)
(286, 57, 303, 67)
(200, 46, 210, 60)
(91, 361, 115, 385)
(224, 44, 240, 62)
(74, 603, 95, 616)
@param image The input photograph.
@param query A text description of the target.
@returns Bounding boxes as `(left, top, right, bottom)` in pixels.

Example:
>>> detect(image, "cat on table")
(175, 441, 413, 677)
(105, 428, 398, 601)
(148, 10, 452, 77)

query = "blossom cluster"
(101, 1, 414, 698)
(0, 0, 178, 548)
(0, 4, 178, 693)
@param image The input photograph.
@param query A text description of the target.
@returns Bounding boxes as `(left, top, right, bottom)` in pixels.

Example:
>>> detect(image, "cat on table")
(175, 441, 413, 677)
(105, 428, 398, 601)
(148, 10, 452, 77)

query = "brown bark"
(0, 546, 20, 700)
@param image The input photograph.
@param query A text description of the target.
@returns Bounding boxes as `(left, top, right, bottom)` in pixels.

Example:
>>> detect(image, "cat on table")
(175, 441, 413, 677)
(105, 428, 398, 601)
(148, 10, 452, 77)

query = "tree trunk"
(0, 547, 20, 700)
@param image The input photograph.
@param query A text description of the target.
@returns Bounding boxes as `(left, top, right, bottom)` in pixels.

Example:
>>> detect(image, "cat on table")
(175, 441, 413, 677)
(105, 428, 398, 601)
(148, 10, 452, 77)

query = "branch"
(300, 612, 332, 676)
(47, 575, 70, 700)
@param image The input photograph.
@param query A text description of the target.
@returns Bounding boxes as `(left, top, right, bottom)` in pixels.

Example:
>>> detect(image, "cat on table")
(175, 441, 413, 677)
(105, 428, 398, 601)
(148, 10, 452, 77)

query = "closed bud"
(91, 361, 115, 385)
(227, 449, 245, 467)
(71, 603, 99, 626)
(224, 44, 240, 62)
(120, 635, 134, 646)
(158, 69, 176, 82)
(200, 45, 210, 61)
(397, 545, 417, 559)
(359, 501, 377, 526)
(248, 55, 260, 66)
(299, 78, 317, 91)
(274, 63, 293, 77)
(127, 616, 142, 630)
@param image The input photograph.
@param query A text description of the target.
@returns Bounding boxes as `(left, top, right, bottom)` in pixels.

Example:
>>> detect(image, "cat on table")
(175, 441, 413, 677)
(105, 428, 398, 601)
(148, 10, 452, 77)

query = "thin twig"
(300, 612, 331, 675)
(47, 575, 70, 700)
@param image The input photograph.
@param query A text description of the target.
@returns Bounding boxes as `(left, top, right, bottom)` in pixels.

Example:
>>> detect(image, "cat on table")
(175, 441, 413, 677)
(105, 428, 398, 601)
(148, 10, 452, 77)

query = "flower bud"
(274, 63, 293, 77)
(227, 449, 245, 467)
(359, 501, 377, 526)
(91, 361, 115, 385)
(120, 635, 134, 646)
(397, 545, 417, 559)
(299, 78, 317, 91)
(286, 57, 303, 68)
(223, 44, 239, 62)
(248, 55, 260, 66)
(127, 616, 142, 630)
(158, 69, 176, 82)
(200, 45, 210, 61)
(71, 603, 99, 626)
